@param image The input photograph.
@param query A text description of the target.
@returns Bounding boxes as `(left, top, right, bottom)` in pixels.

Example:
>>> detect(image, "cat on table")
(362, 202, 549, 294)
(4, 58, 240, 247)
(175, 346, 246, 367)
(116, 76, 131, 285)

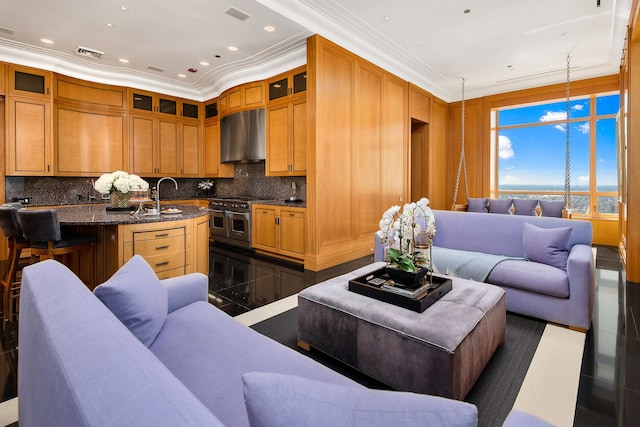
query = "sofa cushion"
(488, 198, 513, 214)
(539, 200, 565, 217)
(487, 259, 569, 298)
(94, 255, 168, 347)
(513, 199, 539, 216)
(467, 197, 489, 213)
(150, 301, 361, 427)
(522, 223, 571, 270)
(242, 372, 478, 427)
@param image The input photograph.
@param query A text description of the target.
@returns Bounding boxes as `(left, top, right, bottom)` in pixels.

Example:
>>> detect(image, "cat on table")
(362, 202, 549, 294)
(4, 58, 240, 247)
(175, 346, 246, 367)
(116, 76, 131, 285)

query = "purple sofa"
(375, 210, 595, 330)
(19, 255, 489, 427)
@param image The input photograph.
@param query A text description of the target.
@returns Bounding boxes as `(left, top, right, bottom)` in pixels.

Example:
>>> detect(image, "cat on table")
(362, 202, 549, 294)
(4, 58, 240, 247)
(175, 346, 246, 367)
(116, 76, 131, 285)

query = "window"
(491, 93, 619, 217)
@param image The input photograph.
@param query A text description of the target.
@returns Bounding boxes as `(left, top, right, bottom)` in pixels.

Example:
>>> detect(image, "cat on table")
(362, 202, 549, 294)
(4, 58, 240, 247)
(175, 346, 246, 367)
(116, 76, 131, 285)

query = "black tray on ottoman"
(348, 268, 452, 312)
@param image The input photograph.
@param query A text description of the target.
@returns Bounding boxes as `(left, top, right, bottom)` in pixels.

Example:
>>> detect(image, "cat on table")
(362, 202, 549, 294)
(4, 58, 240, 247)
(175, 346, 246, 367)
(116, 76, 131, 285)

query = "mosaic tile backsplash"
(5, 163, 306, 206)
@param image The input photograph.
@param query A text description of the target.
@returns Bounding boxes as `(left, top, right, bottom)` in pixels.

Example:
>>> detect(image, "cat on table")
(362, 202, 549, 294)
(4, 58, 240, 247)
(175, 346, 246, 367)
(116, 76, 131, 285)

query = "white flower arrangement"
(197, 179, 214, 191)
(94, 171, 149, 195)
(376, 197, 436, 272)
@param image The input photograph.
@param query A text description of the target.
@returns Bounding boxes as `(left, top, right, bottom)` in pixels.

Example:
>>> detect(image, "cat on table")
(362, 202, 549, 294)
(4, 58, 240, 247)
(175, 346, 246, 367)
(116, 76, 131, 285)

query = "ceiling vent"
(0, 26, 14, 35)
(225, 6, 250, 21)
(147, 65, 165, 72)
(74, 46, 105, 59)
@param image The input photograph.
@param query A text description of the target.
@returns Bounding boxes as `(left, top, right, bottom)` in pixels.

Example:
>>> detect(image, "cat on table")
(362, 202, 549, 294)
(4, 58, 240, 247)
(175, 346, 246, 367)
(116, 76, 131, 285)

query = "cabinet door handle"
(155, 261, 170, 267)
(156, 245, 170, 250)
(155, 233, 169, 237)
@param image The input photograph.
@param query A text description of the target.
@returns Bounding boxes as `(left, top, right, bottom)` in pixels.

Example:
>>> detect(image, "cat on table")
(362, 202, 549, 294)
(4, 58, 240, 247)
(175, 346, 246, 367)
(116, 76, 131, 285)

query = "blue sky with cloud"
(497, 95, 618, 188)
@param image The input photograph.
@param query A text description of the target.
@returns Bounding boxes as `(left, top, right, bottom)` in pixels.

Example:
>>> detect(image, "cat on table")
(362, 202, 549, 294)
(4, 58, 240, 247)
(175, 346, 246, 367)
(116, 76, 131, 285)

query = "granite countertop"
(52, 204, 209, 226)
(254, 199, 307, 208)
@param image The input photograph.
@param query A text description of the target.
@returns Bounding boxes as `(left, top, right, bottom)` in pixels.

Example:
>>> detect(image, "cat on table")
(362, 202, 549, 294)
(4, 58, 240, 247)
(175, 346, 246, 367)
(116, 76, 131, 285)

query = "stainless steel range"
(209, 197, 271, 249)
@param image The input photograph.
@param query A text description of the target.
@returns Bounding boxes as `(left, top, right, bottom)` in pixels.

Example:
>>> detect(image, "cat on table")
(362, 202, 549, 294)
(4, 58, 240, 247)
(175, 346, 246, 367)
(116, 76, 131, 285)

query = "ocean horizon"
(499, 184, 617, 192)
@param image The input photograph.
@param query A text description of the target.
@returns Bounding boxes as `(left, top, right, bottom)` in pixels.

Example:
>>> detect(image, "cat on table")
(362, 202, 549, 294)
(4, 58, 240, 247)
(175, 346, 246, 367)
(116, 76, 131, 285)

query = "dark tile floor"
(574, 245, 640, 426)
(0, 243, 637, 427)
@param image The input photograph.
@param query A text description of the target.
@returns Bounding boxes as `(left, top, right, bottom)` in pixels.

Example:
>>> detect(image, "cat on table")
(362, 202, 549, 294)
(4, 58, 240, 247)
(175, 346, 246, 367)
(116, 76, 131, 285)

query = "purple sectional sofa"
(375, 210, 595, 331)
(19, 255, 489, 427)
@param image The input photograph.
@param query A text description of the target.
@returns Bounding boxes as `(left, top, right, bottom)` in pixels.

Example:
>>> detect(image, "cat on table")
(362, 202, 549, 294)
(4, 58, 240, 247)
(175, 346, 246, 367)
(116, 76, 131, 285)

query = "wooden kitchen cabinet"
(179, 122, 200, 176)
(203, 121, 234, 177)
(132, 226, 186, 277)
(129, 89, 178, 117)
(266, 98, 307, 176)
(267, 66, 306, 102)
(54, 105, 127, 175)
(218, 81, 266, 115)
(8, 64, 52, 99)
(252, 204, 305, 261)
(6, 96, 52, 175)
(130, 115, 179, 176)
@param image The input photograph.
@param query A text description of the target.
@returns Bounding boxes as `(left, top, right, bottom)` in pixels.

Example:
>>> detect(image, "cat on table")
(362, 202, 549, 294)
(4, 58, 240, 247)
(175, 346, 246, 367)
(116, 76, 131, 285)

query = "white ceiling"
(0, 0, 632, 102)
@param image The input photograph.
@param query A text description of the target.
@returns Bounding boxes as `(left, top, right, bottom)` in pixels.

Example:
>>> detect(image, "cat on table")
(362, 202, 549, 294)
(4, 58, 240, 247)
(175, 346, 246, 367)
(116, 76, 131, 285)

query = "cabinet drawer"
(133, 227, 185, 241)
(156, 266, 188, 280)
(133, 235, 185, 256)
(281, 210, 305, 219)
(142, 251, 186, 274)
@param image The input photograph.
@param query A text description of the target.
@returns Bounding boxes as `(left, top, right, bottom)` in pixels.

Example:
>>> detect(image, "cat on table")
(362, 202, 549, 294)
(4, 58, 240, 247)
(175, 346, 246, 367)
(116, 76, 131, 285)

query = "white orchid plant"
(376, 197, 436, 272)
(94, 171, 149, 195)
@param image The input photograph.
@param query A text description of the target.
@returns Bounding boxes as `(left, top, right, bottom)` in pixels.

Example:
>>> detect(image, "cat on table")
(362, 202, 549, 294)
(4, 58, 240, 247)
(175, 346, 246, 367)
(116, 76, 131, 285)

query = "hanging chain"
(564, 54, 571, 209)
(453, 78, 469, 205)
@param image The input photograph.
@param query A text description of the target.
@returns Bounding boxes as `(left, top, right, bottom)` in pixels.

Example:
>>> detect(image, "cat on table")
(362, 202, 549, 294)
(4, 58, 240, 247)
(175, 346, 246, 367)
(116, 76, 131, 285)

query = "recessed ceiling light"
(105, 23, 114, 27)
(264, 25, 275, 32)
(40, 38, 54, 44)
(383, 16, 391, 21)
(200, 61, 210, 66)
(228, 46, 238, 52)
(119, 58, 130, 63)
(119, 5, 128, 11)
(463, 9, 471, 14)
(178, 74, 186, 78)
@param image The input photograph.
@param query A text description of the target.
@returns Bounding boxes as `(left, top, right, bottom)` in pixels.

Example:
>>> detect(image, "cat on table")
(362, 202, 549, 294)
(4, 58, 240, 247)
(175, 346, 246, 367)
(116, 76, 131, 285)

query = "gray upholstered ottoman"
(297, 262, 506, 400)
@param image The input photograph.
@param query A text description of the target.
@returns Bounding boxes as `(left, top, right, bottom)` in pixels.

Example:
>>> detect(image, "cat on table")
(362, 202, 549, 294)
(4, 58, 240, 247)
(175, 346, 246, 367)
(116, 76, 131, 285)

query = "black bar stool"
(0, 203, 29, 322)
(18, 209, 96, 288)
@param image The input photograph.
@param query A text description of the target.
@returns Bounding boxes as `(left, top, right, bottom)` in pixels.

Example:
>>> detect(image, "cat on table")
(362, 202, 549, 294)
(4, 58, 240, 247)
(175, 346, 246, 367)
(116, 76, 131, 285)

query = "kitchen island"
(52, 204, 210, 285)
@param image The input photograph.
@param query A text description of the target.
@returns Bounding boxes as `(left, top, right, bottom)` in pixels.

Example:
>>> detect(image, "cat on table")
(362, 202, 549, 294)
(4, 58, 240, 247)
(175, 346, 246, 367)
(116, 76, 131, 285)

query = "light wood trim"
(0, 62, 6, 95)
(409, 84, 431, 123)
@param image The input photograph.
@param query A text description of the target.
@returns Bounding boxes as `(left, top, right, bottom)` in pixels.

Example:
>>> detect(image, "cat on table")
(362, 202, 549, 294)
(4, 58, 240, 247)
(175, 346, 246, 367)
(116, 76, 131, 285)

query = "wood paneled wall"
(306, 35, 409, 271)
(623, 0, 640, 282)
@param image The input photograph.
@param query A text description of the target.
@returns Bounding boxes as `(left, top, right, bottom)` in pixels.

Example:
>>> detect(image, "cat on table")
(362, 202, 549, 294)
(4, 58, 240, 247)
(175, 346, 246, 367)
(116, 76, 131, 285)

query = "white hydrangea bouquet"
(94, 170, 149, 195)
(376, 197, 436, 273)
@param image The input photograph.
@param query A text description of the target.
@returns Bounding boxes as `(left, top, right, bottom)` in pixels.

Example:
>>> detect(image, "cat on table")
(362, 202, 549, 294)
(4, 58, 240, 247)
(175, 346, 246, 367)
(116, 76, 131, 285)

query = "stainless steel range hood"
(220, 108, 266, 163)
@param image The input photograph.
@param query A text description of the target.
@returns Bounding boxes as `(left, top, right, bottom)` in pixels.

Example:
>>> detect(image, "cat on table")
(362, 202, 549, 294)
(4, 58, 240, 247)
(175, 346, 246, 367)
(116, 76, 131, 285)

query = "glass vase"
(111, 191, 129, 209)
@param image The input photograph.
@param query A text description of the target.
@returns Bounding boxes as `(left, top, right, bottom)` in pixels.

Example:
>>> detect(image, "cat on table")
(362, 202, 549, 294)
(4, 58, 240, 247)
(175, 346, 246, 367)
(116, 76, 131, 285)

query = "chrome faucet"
(156, 177, 178, 212)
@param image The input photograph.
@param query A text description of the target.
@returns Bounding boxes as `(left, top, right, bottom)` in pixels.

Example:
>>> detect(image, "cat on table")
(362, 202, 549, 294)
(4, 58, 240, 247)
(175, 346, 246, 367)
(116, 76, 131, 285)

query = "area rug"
(251, 308, 546, 427)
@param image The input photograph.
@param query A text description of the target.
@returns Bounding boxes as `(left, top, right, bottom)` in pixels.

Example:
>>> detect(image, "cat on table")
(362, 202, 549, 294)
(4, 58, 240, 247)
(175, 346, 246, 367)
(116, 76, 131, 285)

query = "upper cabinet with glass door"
(267, 66, 306, 104)
(129, 89, 179, 117)
(8, 64, 52, 99)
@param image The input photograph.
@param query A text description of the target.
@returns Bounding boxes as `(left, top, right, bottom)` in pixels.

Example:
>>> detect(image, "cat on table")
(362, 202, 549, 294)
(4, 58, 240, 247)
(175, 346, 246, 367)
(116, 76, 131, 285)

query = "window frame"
(490, 91, 619, 219)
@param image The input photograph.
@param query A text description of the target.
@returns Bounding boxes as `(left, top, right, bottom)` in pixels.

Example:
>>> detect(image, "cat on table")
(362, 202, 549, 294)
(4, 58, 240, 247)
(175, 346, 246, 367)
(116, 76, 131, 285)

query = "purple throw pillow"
(94, 255, 168, 347)
(467, 198, 489, 213)
(488, 198, 513, 214)
(522, 223, 572, 270)
(513, 199, 539, 216)
(539, 200, 565, 217)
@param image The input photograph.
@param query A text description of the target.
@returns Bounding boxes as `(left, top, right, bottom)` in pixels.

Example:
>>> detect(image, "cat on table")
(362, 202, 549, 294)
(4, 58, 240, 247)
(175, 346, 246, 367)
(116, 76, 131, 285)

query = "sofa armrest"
(161, 272, 209, 313)
(566, 244, 596, 329)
